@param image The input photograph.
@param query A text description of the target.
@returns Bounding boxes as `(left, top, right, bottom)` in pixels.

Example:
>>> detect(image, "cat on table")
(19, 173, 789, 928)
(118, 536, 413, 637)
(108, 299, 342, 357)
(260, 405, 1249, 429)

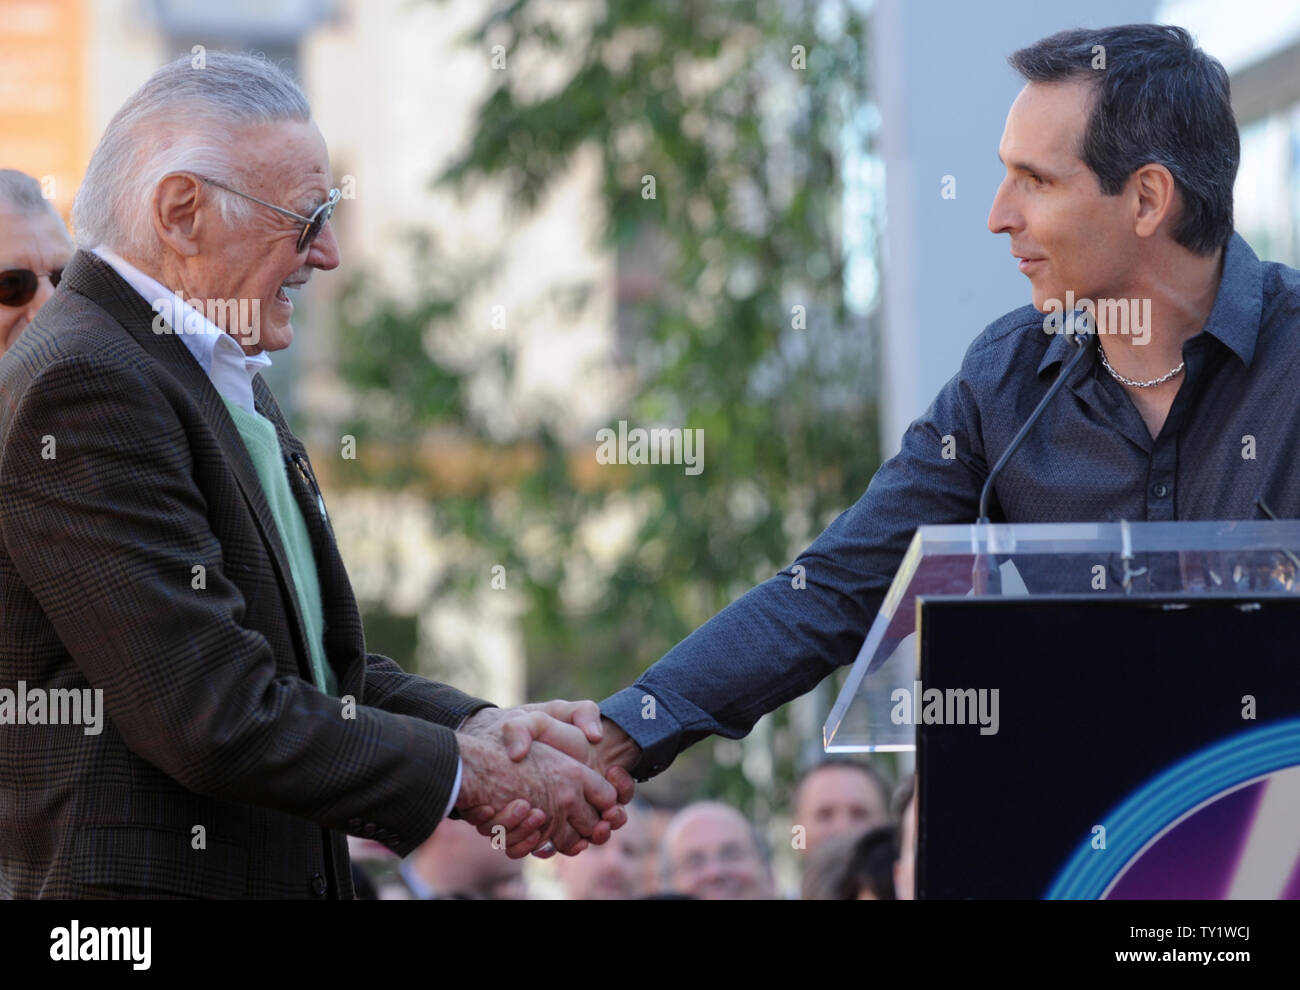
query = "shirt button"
(1151, 483, 1169, 498)
(309, 872, 328, 897)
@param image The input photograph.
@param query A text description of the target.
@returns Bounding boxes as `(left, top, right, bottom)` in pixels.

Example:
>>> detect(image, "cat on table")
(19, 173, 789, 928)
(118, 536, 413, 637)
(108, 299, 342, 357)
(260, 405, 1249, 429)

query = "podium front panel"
(916, 595, 1300, 899)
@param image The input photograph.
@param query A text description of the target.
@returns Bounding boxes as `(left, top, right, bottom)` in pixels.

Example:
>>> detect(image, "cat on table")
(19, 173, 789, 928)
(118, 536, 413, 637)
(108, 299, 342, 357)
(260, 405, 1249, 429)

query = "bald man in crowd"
(0, 170, 73, 359)
(661, 801, 773, 900)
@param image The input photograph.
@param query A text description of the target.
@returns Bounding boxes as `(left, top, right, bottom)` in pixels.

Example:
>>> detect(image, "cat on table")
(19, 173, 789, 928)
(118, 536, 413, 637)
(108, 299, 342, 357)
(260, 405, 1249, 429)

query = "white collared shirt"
(92, 246, 271, 413)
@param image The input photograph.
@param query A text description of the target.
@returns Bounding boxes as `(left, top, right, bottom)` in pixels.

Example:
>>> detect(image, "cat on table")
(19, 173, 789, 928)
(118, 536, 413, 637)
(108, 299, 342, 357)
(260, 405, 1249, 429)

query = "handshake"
(454, 701, 642, 858)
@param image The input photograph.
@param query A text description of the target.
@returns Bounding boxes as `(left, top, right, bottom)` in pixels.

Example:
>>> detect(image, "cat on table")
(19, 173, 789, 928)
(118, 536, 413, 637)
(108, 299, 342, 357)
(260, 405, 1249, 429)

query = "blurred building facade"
(1159, 0, 1300, 267)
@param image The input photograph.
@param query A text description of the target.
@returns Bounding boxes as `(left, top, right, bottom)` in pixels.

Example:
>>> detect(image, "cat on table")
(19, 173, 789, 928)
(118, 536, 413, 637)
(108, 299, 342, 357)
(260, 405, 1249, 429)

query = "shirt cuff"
(442, 757, 463, 820)
(599, 686, 686, 781)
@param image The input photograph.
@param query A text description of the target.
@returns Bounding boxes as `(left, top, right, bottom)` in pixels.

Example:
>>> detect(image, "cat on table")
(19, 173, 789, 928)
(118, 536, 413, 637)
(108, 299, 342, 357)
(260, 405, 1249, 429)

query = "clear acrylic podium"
(824, 519, 1300, 753)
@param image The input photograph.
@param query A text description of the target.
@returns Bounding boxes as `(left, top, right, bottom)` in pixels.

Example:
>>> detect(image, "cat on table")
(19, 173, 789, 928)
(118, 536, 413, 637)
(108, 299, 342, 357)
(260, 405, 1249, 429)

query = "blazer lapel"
(253, 374, 362, 698)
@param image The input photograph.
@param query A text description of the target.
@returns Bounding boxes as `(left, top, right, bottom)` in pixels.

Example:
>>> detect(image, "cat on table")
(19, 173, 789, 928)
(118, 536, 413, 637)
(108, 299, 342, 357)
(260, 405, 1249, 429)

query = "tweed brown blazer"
(0, 250, 491, 898)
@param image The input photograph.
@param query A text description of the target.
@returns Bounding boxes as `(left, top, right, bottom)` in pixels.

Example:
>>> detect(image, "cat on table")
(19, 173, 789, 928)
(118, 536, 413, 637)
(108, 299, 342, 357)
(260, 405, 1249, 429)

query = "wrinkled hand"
(456, 701, 634, 857)
(455, 724, 618, 859)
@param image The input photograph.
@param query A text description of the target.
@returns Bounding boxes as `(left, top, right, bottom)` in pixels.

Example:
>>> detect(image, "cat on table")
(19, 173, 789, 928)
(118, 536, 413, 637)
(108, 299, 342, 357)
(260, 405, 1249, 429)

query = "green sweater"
(222, 398, 338, 696)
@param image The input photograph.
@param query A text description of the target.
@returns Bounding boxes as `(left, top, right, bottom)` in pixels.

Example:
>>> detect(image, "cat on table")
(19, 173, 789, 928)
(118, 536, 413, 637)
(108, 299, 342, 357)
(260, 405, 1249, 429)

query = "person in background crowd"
(892, 773, 915, 821)
(895, 779, 916, 900)
(792, 757, 893, 855)
(0, 169, 73, 359)
(395, 817, 527, 900)
(800, 830, 860, 900)
(555, 801, 651, 900)
(840, 824, 899, 900)
(661, 801, 774, 900)
(636, 797, 679, 896)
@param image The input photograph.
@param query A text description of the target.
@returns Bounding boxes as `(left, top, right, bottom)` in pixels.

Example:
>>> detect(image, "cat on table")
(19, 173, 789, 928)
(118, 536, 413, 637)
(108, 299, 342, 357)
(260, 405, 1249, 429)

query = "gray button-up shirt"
(601, 231, 1300, 777)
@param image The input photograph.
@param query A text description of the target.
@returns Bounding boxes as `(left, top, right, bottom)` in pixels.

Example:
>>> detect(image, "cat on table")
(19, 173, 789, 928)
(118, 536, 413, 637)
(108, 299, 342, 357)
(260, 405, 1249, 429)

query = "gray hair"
(71, 51, 311, 256)
(0, 169, 58, 216)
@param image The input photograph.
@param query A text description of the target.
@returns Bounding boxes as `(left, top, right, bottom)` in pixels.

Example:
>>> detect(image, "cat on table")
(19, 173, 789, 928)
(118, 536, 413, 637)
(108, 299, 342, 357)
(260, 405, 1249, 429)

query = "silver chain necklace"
(1097, 342, 1185, 388)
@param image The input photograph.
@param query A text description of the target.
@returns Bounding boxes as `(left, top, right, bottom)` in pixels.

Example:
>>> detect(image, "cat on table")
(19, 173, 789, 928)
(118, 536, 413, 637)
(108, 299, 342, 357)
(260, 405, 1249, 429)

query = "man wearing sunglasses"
(0, 169, 73, 359)
(0, 53, 629, 899)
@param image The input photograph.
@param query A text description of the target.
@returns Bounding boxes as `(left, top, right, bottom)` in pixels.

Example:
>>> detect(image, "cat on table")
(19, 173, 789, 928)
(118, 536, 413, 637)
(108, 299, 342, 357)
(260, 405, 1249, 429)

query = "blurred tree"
(335, 0, 880, 811)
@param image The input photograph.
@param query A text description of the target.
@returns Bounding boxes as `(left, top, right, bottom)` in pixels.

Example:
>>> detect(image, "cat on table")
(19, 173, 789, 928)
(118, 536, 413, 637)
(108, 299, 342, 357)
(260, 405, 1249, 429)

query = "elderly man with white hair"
(0, 52, 631, 899)
(0, 169, 73, 358)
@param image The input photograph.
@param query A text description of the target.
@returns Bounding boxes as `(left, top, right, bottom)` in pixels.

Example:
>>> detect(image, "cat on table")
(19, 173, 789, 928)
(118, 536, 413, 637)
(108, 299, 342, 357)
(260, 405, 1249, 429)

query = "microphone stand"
(972, 323, 1094, 594)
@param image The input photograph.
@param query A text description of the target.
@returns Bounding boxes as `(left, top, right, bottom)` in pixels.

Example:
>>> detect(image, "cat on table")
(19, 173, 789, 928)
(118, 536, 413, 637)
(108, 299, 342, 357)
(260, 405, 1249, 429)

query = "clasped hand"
(454, 701, 639, 858)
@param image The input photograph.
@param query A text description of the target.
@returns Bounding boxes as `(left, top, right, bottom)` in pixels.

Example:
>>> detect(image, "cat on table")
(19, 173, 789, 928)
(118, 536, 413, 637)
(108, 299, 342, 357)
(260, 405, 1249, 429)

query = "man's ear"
(151, 174, 206, 257)
(1131, 162, 1177, 240)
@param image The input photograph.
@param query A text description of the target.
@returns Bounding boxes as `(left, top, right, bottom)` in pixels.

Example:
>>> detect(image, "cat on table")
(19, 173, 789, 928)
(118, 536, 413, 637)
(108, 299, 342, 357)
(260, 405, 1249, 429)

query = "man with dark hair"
(793, 758, 892, 854)
(483, 23, 1300, 854)
(1007, 24, 1237, 256)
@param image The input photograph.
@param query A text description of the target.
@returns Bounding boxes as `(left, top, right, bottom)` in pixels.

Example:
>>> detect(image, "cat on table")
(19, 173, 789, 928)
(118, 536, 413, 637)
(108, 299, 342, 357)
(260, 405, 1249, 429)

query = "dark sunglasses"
(0, 267, 62, 307)
(200, 176, 341, 253)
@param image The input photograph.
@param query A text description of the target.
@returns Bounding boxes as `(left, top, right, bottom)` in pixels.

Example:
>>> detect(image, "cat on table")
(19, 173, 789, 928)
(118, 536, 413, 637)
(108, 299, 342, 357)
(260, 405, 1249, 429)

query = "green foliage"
(335, 0, 880, 808)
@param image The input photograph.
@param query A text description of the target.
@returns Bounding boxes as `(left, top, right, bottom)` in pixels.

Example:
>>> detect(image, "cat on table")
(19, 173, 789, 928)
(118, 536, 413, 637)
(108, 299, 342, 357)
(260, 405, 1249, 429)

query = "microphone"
(972, 313, 1094, 593)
